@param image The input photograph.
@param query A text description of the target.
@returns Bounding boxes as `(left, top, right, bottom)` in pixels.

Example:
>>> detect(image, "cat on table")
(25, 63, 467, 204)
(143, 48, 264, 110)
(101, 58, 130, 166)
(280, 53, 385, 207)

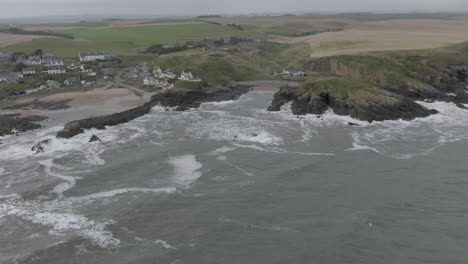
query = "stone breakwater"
(57, 85, 252, 138)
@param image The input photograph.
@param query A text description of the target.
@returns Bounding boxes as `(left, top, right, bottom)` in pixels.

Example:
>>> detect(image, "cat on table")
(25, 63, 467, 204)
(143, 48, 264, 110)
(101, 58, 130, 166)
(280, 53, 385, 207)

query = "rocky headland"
(268, 43, 468, 121)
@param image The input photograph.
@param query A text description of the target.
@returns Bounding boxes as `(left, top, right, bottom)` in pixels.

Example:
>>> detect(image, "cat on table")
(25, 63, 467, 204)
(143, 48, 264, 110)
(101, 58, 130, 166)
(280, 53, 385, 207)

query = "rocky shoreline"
(56, 84, 253, 138)
(268, 50, 468, 121)
(0, 114, 47, 137)
(268, 86, 438, 122)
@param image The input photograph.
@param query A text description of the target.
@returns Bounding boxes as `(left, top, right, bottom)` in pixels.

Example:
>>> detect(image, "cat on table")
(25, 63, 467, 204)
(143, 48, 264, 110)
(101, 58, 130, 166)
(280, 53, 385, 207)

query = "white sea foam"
(69, 187, 177, 203)
(168, 155, 202, 187)
(155, 240, 176, 249)
(232, 143, 335, 156)
(209, 146, 237, 156)
(0, 194, 120, 248)
(349, 101, 468, 158)
(38, 159, 77, 198)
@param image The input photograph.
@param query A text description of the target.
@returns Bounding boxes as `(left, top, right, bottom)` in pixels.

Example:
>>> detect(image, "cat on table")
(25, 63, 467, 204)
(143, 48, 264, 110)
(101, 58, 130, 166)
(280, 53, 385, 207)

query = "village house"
(67, 63, 79, 70)
(46, 66, 66, 75)
(153, 66, 162, 75)
(179, 71, 201, 81)
(158, 81, 174, 90)
(0, 70, 23, 84)
(22, 68, 36, 75)
(157, 69, 177, 80)
(15, 55, 27, 64)
(41, 53, 56, 64)
(143, 76, 158, 85)
(64, 76, 80, 85)
(0, 52, 13, 63)
(25, 56, 42, 65)
(277, 69, 306, 77)
(79, 52, 105, 62)
(81, 80, 96, 86)
(47, 58, 64, 66)
(80, 65, 93, 73)
(143, 77, 174, 89)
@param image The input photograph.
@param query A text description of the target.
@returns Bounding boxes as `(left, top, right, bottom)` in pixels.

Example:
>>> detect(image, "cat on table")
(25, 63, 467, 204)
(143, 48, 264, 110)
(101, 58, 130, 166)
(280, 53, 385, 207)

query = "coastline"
(0, 85, 154, 136)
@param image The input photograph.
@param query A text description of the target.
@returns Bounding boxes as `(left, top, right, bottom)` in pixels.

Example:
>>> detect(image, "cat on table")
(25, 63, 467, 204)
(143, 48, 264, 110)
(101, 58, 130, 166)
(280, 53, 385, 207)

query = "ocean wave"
(349, 101, 468, 159)
(168, 155, 202, 187)
(0, 194, 120, 249)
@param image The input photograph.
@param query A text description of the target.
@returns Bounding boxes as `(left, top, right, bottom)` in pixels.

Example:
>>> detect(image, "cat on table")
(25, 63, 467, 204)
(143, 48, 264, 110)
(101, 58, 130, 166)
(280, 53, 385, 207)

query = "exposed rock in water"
(348, 122, 360, 126)
(31, 139, 51, 154)
(89, 135, 102, 142)
(456, 103, 468, 109)
(0, 114, 46, 136)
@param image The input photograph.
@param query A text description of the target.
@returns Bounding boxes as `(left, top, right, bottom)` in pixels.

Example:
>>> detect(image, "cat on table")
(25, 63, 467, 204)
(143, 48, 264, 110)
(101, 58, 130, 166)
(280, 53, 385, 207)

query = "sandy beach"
(0, 86, 153, 128)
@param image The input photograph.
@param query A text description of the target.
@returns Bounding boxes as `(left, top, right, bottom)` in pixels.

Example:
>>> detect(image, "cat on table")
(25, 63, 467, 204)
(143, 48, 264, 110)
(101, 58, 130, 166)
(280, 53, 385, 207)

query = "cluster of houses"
(121, 63, 202, 90)
(0, 51, 118, 96)
(142, 66, 202, 90)
(274, 69, 306, 78)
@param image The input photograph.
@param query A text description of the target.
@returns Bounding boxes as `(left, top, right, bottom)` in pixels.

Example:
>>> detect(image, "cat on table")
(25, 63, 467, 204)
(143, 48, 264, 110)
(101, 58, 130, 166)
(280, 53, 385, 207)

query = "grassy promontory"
(267, 43, 468, 121)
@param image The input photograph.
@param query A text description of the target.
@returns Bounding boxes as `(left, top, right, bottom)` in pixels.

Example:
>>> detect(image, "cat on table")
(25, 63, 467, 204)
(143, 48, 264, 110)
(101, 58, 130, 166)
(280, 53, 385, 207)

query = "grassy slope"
(297, 78, 391, 104)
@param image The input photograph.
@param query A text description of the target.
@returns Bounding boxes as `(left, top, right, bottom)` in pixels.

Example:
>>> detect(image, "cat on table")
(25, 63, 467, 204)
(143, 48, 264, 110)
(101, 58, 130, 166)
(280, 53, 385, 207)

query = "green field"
(0, 23, 299, 57)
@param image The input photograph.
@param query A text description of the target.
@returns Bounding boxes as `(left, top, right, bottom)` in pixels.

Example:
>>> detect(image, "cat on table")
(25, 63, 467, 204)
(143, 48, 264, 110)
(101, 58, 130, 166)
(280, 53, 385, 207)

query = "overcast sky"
(0, 0, 467, 18)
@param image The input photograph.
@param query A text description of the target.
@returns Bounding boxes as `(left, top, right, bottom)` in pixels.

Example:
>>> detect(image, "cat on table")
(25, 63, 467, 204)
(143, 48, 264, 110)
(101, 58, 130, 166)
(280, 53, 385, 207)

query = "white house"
(48, 58, 64, 66)
(279, 69, 306, 77)
(46, 66, 66, 75)
(156, 70, 177, 79)
(80, 65, 93, 73)
(22, 68, 36, 75)
(79, 52, 106, 62)
(143, 77, 157, 85)
(153, 66, 162, 75)
(292, 71, 305, 77)
(25, 56, 42, 65)
(64, 76, 80, 85)
(179, 71, 201, 82)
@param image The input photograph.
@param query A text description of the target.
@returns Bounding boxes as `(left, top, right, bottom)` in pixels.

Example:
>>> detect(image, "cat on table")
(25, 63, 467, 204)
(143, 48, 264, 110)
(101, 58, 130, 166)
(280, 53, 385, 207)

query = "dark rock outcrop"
(89, 135, 102, 142)
(268, 86, 436, 122)
(0, 114, 46, 136)
(151, 85, 252, 111)
(31, 139, 51, 153)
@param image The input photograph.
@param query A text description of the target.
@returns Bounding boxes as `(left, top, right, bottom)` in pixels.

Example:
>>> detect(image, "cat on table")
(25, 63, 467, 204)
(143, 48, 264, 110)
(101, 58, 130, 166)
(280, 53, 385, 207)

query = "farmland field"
(0, 23, 295, 56)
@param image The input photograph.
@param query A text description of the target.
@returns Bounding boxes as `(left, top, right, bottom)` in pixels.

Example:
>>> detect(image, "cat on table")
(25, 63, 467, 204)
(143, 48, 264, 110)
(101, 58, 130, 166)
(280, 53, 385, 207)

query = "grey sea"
(1, 91, 468, 263)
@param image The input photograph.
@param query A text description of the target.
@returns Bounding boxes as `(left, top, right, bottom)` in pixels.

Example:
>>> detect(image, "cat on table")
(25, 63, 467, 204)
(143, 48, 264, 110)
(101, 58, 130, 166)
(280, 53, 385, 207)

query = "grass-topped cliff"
(305, 43, 468, 100)
(269, 43, 468, 121)
(268, 78, 435, 121)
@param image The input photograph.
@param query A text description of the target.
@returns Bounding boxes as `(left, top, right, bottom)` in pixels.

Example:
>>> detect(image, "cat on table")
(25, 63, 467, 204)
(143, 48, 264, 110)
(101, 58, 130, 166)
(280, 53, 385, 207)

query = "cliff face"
(305, 56, 468, 102)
